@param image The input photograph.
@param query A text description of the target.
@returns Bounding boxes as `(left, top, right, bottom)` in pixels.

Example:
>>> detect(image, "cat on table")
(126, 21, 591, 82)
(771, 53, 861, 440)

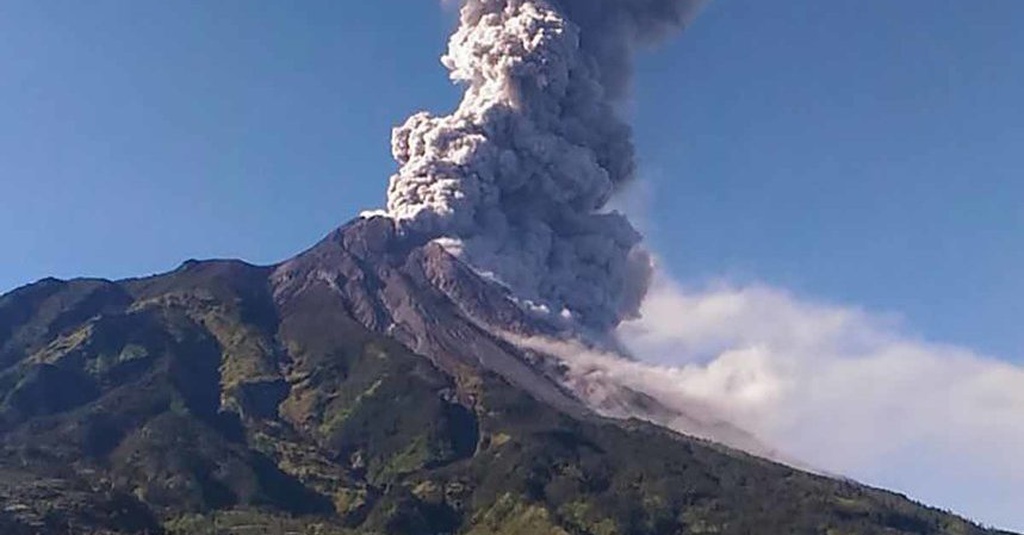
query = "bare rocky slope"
(0, 217, 1014, 535)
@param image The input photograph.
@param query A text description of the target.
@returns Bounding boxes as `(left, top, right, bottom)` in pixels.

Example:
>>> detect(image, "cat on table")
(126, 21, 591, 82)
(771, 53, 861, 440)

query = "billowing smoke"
(576, 272, 1024, 531)
(383, 0, 702, 331)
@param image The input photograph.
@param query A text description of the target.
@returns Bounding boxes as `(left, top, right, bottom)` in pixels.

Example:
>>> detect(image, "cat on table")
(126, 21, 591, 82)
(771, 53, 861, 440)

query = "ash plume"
(382, 0, 703, 331)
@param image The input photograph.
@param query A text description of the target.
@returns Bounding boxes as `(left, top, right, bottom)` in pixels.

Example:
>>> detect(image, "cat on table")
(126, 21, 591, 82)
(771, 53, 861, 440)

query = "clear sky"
(1, 1, 1023, 526)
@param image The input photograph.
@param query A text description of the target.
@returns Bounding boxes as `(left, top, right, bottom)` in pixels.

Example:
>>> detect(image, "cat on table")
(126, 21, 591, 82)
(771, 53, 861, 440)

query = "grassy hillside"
(0, 260, 1008, 534)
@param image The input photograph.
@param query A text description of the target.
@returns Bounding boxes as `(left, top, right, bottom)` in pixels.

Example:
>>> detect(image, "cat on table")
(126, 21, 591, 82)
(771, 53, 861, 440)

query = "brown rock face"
(271, 216, 587, 415)
(272, 217, 782, 460)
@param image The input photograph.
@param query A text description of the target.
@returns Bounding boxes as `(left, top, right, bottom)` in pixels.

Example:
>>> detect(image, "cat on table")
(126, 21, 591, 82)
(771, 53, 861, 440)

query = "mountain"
(0, 217, 1012, 535)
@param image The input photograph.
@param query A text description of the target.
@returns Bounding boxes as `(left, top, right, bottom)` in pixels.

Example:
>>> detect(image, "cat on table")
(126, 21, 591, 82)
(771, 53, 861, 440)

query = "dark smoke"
(381, 0, 702, 331)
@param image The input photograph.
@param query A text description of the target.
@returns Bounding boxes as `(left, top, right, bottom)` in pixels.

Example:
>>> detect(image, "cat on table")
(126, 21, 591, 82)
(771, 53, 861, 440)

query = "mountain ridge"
(0, 217, 1015, 534)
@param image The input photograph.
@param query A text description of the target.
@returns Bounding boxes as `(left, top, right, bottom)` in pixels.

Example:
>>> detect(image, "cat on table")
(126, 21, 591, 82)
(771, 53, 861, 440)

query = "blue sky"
(1, 0, 1023, 529)
(2, 1, 1021, 359)
(636, 1, 1024, 362)
(3, 1, 1020, 361)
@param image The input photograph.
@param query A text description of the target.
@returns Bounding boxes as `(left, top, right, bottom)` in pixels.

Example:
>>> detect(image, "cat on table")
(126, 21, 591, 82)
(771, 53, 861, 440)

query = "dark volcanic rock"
(272, 216, 586, 414)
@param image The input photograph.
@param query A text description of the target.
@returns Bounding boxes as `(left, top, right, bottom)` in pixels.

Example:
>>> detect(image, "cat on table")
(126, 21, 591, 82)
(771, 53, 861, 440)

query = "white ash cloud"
(572, 270, 1024, 531)
(498, 330, 797, 466)
(384, 0, 702, 331)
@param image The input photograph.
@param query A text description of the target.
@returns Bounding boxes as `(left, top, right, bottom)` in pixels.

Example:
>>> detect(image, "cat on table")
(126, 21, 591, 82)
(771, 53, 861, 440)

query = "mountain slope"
(0, 218, 1012, 535)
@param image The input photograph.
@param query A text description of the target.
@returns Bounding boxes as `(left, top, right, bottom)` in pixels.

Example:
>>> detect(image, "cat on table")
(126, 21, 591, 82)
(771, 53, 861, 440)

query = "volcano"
(0, 216, 1012, 535)
(2, 0, 1017, 533)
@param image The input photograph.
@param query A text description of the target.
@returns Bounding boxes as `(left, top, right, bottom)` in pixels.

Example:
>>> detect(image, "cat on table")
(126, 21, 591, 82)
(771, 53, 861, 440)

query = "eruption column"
(384, 0, 701, 331)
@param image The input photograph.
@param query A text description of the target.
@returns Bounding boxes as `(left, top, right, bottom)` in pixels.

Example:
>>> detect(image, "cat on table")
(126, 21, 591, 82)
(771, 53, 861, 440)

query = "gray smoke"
(383, 0, 702, 331)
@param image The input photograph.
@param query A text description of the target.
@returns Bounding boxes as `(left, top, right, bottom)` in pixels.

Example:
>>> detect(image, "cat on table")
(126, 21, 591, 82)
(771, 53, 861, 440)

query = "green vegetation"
(0, 260, 1010, 534)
